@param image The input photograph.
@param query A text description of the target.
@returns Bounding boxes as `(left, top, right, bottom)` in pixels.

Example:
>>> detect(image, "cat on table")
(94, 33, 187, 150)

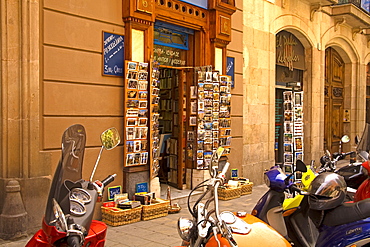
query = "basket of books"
(101, 206, 142, 226)
(217, 186, 242, 201)
(141, 198, 170, 221)
(240, 182, 253, 195)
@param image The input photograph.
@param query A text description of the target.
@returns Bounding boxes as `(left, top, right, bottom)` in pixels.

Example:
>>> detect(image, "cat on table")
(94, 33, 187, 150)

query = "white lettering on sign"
(104, 36, 124, 56)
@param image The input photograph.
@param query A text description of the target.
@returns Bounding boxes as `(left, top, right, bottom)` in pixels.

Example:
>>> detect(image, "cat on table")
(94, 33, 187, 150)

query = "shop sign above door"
(103, 31, 124, 76)
(179, 0, 208, 9)
(153, 45, 186, 67)
(276, 31, 305, 71)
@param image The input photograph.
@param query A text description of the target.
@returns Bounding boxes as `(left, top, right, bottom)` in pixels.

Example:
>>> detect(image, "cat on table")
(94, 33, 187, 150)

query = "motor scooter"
(252, 160, 370, 247)
(177, 147, 291, 247)
(26, 124, 120, 247)
(352, 123, 370, 202)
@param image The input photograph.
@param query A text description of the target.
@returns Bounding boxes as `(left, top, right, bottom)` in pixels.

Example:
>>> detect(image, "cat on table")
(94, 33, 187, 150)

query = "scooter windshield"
(44, 124, 86, 225)
(357, 123, 370, 159)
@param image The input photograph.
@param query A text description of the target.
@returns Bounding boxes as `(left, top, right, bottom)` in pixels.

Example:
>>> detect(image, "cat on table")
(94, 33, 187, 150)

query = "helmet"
(308, 172, 347, 210)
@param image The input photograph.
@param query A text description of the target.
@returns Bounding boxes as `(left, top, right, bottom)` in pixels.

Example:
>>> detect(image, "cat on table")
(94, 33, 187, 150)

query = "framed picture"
(190, 101, 197, 115)
(127, 109, 139, 117)
(127, 100, 139, 108)
(294, 136, 303, 151)
(284, 122, 292, 133)
(127, 118, 137, 126)
(295, 152, 303, 161)
(294, 107, 303, 121)
(126, 153, 135, 166)
(198, 101, 205, 111)
(126, 127, 135, 140)
(190, 86, 197, 99)
(284, 143, 293, 153)
(138, 118, 147, 126)
(138, 91, 148, 99)
(197, 150, 204, 159)
(140, 152, 148, 164)
(190, 116, 197, 126)
(138, 62, 148, 71)
(294, 92, 303, 106)
(138, 109, 148, 118)
(138, 72, 148, 80)
(126, 141, 134, 152)
(134, 141, 141, 152)
(284, 153, 293, 163)
(127, 71, 138, 80)
(283, 91, 292, 101)
(127, 90, 137, 99)
(138, 81, 148, 91)
(139, 101, 148, 108)
(187, 131, 194, 141)
(284, 164, 293, 174)
(128, 62, 138, 70)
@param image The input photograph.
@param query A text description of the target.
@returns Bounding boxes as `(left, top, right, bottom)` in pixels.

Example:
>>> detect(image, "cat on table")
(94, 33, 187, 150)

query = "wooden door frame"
(324, 47, 345, 153)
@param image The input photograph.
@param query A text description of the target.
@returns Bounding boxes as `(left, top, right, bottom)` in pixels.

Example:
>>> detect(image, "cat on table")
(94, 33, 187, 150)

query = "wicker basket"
(240, 182, 253, 195)
(101, 206, 142, 226)
(217, 187, 241, 200)
(141, 198, 170, 221)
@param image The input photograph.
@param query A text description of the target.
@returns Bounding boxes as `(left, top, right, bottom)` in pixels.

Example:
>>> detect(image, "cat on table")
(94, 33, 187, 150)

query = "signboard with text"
(103, 32, 124, 76)
(226, 57, 235, 88)
(153, 45, 186, 67)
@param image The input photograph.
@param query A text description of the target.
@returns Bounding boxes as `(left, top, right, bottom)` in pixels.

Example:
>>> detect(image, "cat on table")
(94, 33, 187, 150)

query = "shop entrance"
(157, 67, 186, 190)
(324, 47, 345, 153)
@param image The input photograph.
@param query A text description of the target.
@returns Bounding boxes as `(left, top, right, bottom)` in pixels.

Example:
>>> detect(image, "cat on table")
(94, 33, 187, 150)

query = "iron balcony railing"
(338, 0, 370, 13)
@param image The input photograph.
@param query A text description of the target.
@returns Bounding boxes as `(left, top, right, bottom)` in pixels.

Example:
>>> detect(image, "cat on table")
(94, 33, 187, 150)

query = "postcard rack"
(282, 90, 304, 176)
(186, 66, 232, 170)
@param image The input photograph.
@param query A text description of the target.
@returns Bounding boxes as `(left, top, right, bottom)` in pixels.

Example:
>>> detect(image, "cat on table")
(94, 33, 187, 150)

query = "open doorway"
(157, 67, 186, 190)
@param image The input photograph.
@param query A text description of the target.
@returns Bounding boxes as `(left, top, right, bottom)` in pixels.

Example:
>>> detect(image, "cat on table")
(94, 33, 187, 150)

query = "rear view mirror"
(101, 128, 120, 150)
(355, 135, 360, 145)
(295, 160, 307, 173)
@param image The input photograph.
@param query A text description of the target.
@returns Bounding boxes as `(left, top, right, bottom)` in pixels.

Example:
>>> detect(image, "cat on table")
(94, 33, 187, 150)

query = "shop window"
(154, 21, 194, 50)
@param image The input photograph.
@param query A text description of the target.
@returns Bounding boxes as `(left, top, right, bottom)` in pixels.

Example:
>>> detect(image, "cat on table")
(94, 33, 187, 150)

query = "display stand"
(187, 66, 232, 170)
(283, 89, 304, 178)
(123, 61, 150, 167)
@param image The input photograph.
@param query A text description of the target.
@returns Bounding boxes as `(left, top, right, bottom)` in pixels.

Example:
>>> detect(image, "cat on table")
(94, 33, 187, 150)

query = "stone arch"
(323, 35, 363, 142)
(270, 15, 317, 49)
(269, 15, 318, 162)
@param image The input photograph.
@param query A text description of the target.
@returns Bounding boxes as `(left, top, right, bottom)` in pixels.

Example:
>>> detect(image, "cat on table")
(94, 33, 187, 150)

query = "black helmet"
(308, 172, 347, 210)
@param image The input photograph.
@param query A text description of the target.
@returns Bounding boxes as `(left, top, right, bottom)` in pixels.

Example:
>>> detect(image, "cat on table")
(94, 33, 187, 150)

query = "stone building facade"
(0, 0, 369, 237)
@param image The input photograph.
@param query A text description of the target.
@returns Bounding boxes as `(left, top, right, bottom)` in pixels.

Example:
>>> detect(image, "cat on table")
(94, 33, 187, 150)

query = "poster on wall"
(103, 32, 124, 76)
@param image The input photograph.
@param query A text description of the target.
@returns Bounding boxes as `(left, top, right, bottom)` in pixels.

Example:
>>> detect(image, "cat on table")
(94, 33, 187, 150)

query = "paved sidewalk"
(0, 185, 268, 247)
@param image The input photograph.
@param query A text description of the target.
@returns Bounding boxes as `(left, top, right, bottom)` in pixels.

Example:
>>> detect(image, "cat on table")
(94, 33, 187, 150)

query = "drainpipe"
(0, 180, 28, 240)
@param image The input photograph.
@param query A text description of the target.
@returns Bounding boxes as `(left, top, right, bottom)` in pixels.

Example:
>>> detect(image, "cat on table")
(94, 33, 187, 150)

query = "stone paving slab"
(0, 185, 268, 247)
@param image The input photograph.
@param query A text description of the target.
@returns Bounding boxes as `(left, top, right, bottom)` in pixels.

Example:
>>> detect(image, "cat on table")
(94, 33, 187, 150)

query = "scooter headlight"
(177, 217, 194, 242)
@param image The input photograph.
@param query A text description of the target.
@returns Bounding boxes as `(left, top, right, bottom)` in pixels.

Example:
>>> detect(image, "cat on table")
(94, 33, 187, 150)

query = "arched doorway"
(324, 47, 345, 153)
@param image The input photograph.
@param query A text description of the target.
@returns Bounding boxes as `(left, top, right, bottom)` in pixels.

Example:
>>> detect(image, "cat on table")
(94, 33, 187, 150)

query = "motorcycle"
(177, 147, 291, 247)
(353, 123, 370, 202)
(26, 124, 120, 247)
(252, 160, 370, 247)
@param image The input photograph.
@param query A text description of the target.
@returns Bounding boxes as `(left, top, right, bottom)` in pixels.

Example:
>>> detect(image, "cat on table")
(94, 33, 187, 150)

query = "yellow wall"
(42, 0, 125, 187)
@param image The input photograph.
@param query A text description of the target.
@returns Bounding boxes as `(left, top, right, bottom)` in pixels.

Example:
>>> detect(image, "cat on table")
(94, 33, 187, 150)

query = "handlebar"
(101, 174, 116, 187)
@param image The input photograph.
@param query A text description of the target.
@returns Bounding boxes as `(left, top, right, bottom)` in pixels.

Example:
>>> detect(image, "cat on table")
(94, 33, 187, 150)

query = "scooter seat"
(322, 198, 370, 227)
